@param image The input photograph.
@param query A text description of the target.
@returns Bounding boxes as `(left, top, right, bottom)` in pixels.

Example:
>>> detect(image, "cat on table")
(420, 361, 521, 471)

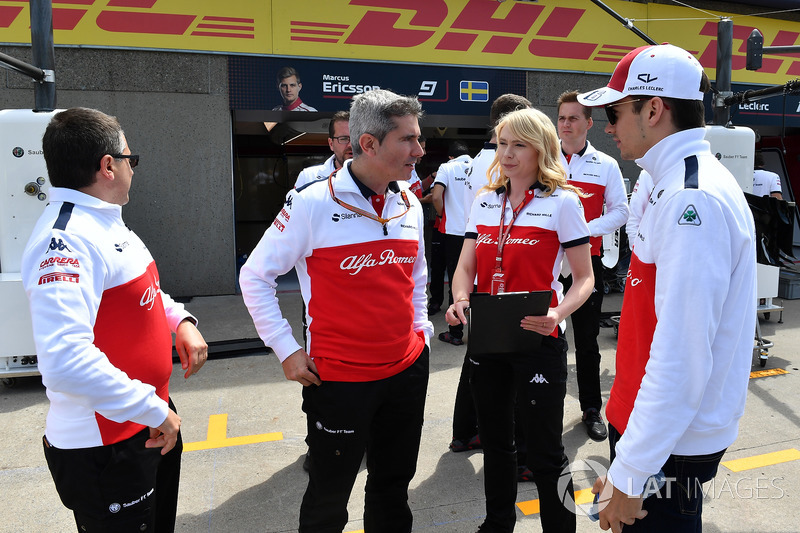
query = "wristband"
(456, 297, 470, 304)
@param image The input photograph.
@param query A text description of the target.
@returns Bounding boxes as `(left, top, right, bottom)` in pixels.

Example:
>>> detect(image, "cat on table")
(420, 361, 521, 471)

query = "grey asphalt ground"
(2, 288, 799, 533)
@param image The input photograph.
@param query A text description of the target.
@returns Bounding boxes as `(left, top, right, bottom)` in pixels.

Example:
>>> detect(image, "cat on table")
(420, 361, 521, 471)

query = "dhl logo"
(288, 0, 638, 65)
(0, 0, 258, 45)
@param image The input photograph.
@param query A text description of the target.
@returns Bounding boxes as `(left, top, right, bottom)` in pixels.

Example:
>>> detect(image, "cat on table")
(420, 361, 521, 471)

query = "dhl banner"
(1, 0, 800, 86)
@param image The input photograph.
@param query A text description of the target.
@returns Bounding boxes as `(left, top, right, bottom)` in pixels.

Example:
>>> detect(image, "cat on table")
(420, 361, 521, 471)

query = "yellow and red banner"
(1, 1, 799, 86)
(0, 0, 270, 54)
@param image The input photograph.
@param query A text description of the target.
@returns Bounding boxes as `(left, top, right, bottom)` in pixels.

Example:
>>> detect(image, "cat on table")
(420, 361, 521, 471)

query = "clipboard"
(466, 290, 553, 356)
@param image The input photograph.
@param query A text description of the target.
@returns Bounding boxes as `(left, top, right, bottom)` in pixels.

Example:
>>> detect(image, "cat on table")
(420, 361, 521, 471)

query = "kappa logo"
(114, 241, 129, 252)
(47, 238, 72, 253)
(637, 73, 659, 84)
(530, 373, 549, 384)
(678, 204, 701, 226)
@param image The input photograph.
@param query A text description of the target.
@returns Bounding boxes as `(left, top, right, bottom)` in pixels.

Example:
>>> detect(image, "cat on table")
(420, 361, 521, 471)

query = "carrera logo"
(38, 272, 79, 285)
(340, 249, 415, 275)
(39, 256, 80, 270)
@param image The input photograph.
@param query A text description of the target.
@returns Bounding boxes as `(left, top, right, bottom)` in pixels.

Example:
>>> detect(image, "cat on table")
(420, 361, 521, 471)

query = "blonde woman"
(446, 108, 593, 533)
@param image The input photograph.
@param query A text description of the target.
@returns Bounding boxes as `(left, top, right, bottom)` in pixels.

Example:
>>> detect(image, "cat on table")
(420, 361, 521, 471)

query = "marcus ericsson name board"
(322, 75, 379, 95)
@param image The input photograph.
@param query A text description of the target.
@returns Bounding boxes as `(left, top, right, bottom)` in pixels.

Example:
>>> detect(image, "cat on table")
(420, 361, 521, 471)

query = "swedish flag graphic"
(460, 80, 489, 102)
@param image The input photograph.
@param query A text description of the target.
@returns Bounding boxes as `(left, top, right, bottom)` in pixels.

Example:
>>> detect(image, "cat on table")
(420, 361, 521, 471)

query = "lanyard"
(328, 173, 411, 235)
(495, 188, 535, 271)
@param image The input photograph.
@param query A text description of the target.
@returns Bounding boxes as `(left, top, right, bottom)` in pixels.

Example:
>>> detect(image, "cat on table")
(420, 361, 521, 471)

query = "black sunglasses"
(604, 98, 647, 125)
(110, 154, 140, 168)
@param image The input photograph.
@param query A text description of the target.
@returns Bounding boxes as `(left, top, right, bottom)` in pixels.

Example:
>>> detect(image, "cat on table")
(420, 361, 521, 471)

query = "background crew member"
(752, 150, 783, 199)
(556, 90, 629, 442)
(22, 107, 208, 532)
(448, 108, 594, 533)
(579, 44, 757, 532)
(433, 141, 472, 346)
(295, 111, 352, 189)
(240, 89, 432, 533)
(273, 66, 317, 111)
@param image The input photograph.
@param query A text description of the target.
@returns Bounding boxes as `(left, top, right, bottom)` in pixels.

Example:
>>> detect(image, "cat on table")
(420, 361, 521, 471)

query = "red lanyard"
(328, 174, 411, 235)
(495, 188, 536, 271)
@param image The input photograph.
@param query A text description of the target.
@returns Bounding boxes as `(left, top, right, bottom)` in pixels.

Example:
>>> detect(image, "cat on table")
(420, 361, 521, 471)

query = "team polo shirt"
(240, 163, 433, 382)
(464, 143, 497, 225)
(433, 154, 472, 235)
(752, 168, 782, 197)
(465, 183, 590, 335)
(561, 141, 628, 256)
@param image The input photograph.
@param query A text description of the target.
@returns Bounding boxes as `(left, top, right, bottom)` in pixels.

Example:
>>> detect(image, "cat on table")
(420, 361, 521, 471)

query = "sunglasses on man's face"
(604, 98, 647, 125)
(110, 154, 140, 168)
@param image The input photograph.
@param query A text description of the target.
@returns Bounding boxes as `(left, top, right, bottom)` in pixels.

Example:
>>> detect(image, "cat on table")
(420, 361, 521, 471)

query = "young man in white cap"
(578, 44, 756, 532)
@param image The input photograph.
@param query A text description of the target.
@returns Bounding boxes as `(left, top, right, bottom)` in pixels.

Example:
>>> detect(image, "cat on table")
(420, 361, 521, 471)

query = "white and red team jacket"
(465, 183, 590, 337)
(240, 163, 433, 382)
(295, 155, 338, 189)
(21, 188, 194, 449)
(434, 154, 472, 236)
(560, 141, 629, 256)
(463, 143, 497, 226)
(608, 128, 757, 496)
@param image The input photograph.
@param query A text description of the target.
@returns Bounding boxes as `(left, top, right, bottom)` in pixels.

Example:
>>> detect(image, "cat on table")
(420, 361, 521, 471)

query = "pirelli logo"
(38, 272, 80, 285)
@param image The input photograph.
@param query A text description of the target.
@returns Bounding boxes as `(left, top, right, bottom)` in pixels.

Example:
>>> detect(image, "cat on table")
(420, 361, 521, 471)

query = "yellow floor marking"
(750, 368, 789, 379)
(517, 487, 594, 515)
(184, 413, 283, 452)
(722, 448, 800, 473)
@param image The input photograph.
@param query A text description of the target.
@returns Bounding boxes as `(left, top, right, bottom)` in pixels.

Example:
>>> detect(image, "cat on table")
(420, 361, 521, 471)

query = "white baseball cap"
(577, 44, 705, 107)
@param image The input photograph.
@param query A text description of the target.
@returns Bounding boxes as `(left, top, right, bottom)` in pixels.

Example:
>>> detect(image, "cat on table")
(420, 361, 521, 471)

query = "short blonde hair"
(485, 108, 587, 198)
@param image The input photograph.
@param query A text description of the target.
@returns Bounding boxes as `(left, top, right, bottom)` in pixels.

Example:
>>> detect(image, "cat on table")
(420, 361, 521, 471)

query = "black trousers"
(443, 233, 465, 339)
(561, 255, 605, 412)
(428, 227, 446, 307)
(471, 336, 576, 533)
(299, 347, 430, 533)
(42, 399, 182, 533)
